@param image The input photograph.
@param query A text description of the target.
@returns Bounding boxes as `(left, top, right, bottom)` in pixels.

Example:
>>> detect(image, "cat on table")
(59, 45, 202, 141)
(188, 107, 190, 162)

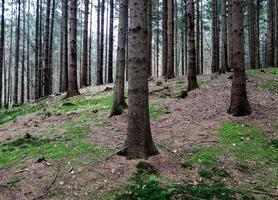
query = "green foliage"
(198, 80, 210, 86)
(247, 67, 278, 76)
(149, 105, 170, 119)
(0, 101, 48, 125)
(259, 80, 278, 92)
(198, 169, 214, 178)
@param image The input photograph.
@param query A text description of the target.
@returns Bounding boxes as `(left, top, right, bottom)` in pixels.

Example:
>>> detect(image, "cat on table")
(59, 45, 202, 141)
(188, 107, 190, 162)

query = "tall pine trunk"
(0, 0, 4, 108)
(147, 0, 152, 77)
(211, 0, 219, 73)
(248, 0, 256, 69)
(67, 0, 80, 97)
(228, 0, 251, 116)
(162, 0, 168, 77)
(196, 0, 200, 75)
(166, 0, 175, 79)
(81, 0, 89, 87)
(220, 0, 228, 73)
(107, 0, 114, 83)
(111, 0, 128, 116)
(266, 0, 274, 67)
(187, 0, 199, 91)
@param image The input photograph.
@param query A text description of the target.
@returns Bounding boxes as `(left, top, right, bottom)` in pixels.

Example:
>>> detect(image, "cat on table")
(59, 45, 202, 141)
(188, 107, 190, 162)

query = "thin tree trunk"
(49, 0, 55, 92)
(88, 0, 93, 85)
(227, 0, 233, 71)
(228, 0, 251, 116)
(108, 0, 114, 83)
(266, 0, 274, 67)
(147, 0, 152, 77)
(255, 0, 260, 68)
(0, 0, 4, 108)
(97, 0, 104, 85)
(211, 0, 219, 73)
(275, 0, 278, 67)
(104, 2, 108, 83)
(111, 0, 128, 116)
(166, 0, 175, 79)
(67, 0, 80, 97)
(187, 0, 199, 91)
(27, 0, 30, 101)
(196, 0, 200, 75)
(81, 0, 89, 87)
(21, 0, 26, 104)
(220, 0, 228, 73)
(248, 0, 256, 69)
(200, 0, 204, 74)
(162, 0, 168, 77)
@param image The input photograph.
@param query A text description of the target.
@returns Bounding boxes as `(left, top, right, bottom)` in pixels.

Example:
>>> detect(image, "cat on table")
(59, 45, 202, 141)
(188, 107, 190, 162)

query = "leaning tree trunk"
(166, 0, 175, 79)
(81, 0, 89, 87)
(107, 0, 114, 83)
(162, 0, 168, 77)
(266, 0, 274, 67)
(187, 0, 199, 91)
(228, 0, 251, 116)
(120, 0, 159, 159)
(111, 0, 128, 116)
(67, 0, 80, 97)
(220, 0, 228, 73)
(0, 0, 4, 108)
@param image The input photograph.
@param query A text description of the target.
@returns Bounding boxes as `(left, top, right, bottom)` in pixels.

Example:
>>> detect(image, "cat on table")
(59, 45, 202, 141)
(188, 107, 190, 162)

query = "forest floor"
(0, 68, 277, 200)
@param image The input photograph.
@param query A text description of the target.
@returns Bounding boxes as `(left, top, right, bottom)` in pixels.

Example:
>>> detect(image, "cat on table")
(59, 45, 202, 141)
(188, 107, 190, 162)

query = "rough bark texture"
(60, 0, 68, 92)
(44, 0, 52, 96)
(187, 0, 199, 92)
(67, 0, 80, 97)
(275, 0, 278, 67)
(211, 0, 219, 73)
(196, 0, 200, 75)
(96, 0, 104, 85)
(162, 0, 168, 77)
(228, 0, 251, 116)
(21, 0, 26, 104)
(108, 0, 114, 83)
(255, 0, 260, 68)
(0, 0, 4, 107)
(81, 0, 89, 87)
(122, 0, 159, 159)
(147, 0, 152, 77)
(266, 0, 274, 67)
(200, 0, 204, 74)
(220, 0, 228, 73)
(166, 0, 175, 79)
(111, 0, 128, 116)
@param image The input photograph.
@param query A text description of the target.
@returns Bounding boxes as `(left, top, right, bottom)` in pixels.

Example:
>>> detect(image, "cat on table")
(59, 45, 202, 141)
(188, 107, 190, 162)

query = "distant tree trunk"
(120, 0, 159, 159)
(107, 0, 114, 83)
(60, 0, 68, 92)
(111, 0, 128, 116)
(174, 0, 178, 75)
(220, 0, 228, 73)
(67, 0, 80, 97)
(35, 0, 40, 99)
(81, 0, 89, 87)
(181, 0, 185, 76)
(14, 0, 21, 105)
(275, 0, 278, 67)
(228, 0, 251, 116)
(162, 0, 168, 77)
(166, 0, 175, 79)
(88, 1, 93, 85)
(187, 0, 199, 91)
(44, 0, 52, 96)
(248, 0, 256, 69)
(0, 0, 4, 108)
(255, 0, 260, 68)
(211, 0, 219, 73)
(200, 0, 204, 74)
(196, 0, 200, 75)
(266, 0, 274, 67)
(155, 0, 160, 77)
(21, 0, 26, 104)
(96, 0, 104, 85)
(227, 0, 233, 71)
(27, 0, 30, 101)
(104, 3, 108, 83)
(49, 0, 55, 91)
(7, 6, 13, 108)
(147, 0, 152, 77)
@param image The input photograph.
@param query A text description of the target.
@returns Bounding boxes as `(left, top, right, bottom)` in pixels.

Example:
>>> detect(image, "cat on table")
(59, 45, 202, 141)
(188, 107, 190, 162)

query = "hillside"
(0, 68, 277, 200)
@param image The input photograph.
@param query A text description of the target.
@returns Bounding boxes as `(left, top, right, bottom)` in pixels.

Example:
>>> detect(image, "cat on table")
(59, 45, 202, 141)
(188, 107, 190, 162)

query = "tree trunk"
(211, 0, 219, 73)
(111, 0, 128, 116)
(227, 0, 233, 71)
(121, 0, 159, 159)
(21, 0, 26, 104)
(255, 0, 260, 68)
(228, 0, 251, 116)
(88, 1, 93, 85)
(275, 0, 278, 67)
(248, 0, 256, 69)
(27, 0, 30, 101)
(0, 0, 4, 108)
(14, 0, 21, 105)
(147, 0, 152, 77)
(96, 0, 104, 85)
(162, 0, 168, 77)
(200, 0, 204, 74)
(266, 0, 274, 67)
(60, 0, 69, 92)
(196, 0, 200, 75)
(49, 0, 55, 91)
(166, 0, 175, 79)
(187, 0, 199, 91)
(108, 0, 114, 83)
(67, 0, 80, 97)
(220, 0, 228, 73)
(81, 0, 89, 87)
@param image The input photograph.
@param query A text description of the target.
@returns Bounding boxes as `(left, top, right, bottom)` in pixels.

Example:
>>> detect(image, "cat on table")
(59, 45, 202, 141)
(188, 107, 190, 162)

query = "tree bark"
(67, 0, 80, 97)
(220, 0, 228, 73)
(187, 0, 199, 91)
(111, 0, 128, 116)
(0, 0, 4, 108)
(108, 0, 114, 83)
(162, 0, 168, 77)
(21, 0, 26, 104)
(227, 0, 233, 71)
(121, 0, 159, 159)
(228, 0, 251, 116)
(211, 0, 219, 73)
(248, 0, 256, 69)
(147, 0, 152, 77)
(266, 0, 274, 67)
(166, 0, 175, 79)
(81, 0, 89, 87)
(196, 0, 200, 75)
(96, 0, 104, 85)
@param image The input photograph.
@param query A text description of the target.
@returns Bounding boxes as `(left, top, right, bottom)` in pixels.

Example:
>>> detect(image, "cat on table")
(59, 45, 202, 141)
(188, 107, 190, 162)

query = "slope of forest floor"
(0, 68, 277, 200)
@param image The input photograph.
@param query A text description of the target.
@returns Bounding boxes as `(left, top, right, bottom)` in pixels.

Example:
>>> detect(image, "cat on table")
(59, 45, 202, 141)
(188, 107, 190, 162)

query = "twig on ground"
(14, 168, 31, 174)
(104, 146, 127, 161)
(159, 143, 182, 161)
